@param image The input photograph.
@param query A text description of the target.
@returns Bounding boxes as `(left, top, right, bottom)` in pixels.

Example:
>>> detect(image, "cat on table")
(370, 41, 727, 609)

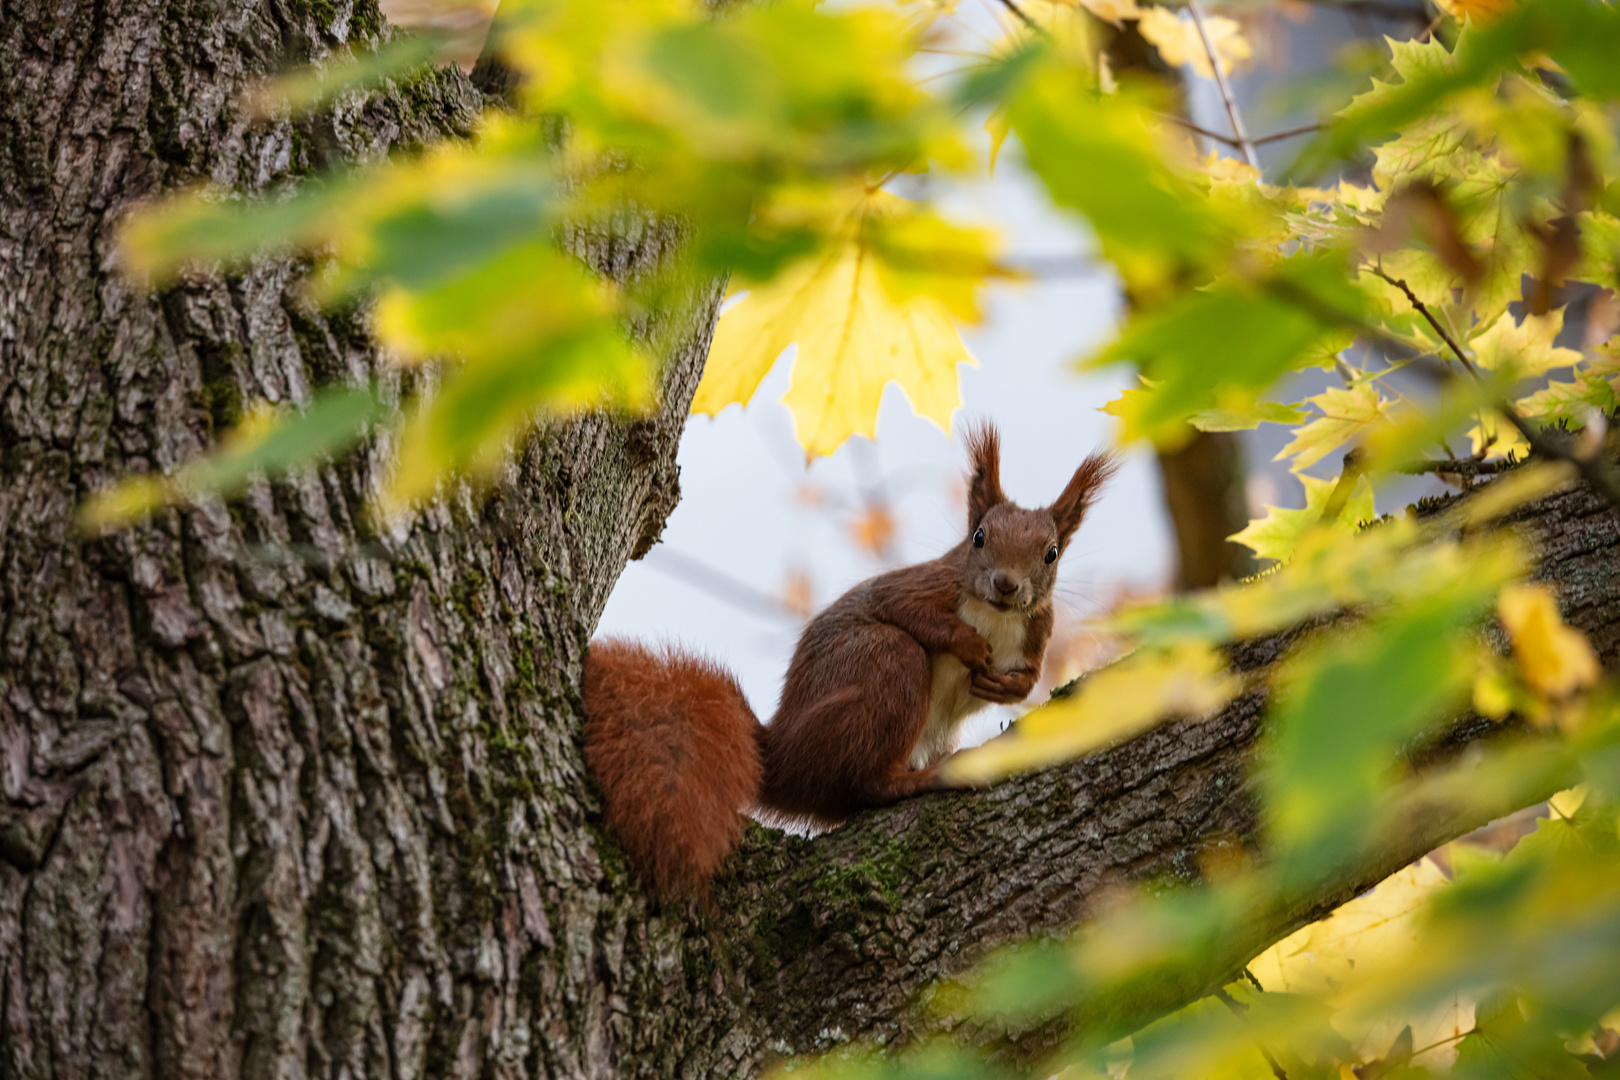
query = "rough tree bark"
(2, 1, 1616, 1080)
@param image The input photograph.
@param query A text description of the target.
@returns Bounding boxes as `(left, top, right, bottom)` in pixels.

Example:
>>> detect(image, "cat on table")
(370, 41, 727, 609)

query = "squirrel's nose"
(993, 570, 1019, 595)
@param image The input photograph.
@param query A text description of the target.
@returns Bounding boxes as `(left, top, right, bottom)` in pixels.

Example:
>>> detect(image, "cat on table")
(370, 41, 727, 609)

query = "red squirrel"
(583, 424, 1117, 896)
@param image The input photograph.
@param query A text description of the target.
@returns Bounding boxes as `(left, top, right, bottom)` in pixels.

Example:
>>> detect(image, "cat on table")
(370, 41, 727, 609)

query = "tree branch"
(659, 473, 1620, 1073)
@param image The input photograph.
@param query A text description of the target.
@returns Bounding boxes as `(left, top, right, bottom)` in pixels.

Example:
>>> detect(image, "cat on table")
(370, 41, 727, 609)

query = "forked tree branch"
(1189, 2, 1260, 169)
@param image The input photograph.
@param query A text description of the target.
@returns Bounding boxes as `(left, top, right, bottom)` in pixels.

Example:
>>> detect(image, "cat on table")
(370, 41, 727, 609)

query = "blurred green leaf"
(250, 32, 449, 117)
(1092, 251, 1373, 444)
(1007, 62, 1238, 292)
(1268, 588, 1498, 873)
(1297, 0, 1620, 178)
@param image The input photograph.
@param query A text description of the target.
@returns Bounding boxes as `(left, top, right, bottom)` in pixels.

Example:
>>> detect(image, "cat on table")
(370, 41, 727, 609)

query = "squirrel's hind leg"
(762, 623, 941, 819)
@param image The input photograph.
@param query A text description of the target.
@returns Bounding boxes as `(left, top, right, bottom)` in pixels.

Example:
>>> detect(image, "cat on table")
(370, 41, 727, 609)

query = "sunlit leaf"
(1497, 583, 1601, 701)
(1276, 383, 1399, 473)
(942, 644, 1240, 783)
(1094, 251, 1374, 444)
(1007, 59, 1239, 291)
(247, 32, 451, 117)
(1299, 0, 1620, 177)
(693, 191, 991, 458)
(1249, 860, 1474, 1066)
(1189, 400, 1307, 433)
(1136, 7, 1251, 81)
(1231, 473, 1376, 563)
(1469, 309, 1584, 378)
(1268, 589, 1493, 873)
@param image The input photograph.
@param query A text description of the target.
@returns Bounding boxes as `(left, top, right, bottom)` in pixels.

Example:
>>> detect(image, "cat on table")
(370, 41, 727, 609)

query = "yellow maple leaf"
(1137, 6, 1250, 80)
(1275, 383, 1398, 473)
(694, 191, 991, 459)
(1230, 473, 1376, 563)
(1497, 583, 1601, 700)
(1076, 0, 1143, 24)
(1469, 309, 1583, 378)
(1249, 860, 1473, 1067)
(1467, 410, 1529, 461)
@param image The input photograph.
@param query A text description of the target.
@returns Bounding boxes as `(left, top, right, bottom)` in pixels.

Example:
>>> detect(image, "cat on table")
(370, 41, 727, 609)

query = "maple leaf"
(1230, 473, 1376, 563)
(1248, 860, 1474, 1067)
(1137, 6, 1251, 80)
(693, 191, 992, 459)
(1075, 0, 1142, 24)
(1469, 308, 1584, 377)
(1276, 383, 1398, 472)
(1514, 372, 1620, 429)
(1497, 583, 1600, 700)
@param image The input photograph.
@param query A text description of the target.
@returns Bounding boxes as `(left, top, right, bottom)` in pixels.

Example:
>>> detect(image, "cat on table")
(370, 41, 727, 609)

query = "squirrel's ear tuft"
(1050, 451, 1120, 548)
(964, 422, 1006, 528)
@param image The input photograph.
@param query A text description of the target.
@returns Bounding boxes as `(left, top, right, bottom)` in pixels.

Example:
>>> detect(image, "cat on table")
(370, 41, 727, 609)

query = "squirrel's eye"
(1045, 546, 1058, 564)
(973, 528, 985, 548)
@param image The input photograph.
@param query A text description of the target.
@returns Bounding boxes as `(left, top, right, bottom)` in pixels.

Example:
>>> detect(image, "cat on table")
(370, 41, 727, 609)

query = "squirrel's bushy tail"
(582, 638, 764, 898)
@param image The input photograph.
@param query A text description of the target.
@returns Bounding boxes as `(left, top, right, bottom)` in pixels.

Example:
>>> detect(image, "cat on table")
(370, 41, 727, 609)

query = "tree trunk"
(3, 0, 1617, 1078)
(0, 1, 709, 1076)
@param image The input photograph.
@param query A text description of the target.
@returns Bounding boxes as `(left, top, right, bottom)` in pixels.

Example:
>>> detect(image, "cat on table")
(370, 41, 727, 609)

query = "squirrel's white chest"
(910, 599, 1027, 769)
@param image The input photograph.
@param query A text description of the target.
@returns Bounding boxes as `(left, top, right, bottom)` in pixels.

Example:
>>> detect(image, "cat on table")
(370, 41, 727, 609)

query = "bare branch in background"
(1189, 2, 1260, 170)
(642, 547, 806, 624)
(1250, 123, 1323, 147)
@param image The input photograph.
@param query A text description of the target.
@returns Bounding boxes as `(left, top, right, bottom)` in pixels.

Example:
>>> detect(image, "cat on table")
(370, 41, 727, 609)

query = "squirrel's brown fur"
(583, 424, 1117, 898)
(583, 640, 762, 897)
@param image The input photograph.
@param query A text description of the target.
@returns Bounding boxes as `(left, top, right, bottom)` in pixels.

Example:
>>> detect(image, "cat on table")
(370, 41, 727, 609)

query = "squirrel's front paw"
(971, 667, 1036, 704)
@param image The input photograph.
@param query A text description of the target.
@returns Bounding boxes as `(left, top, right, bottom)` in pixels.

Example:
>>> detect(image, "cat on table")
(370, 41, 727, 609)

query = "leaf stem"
(1161, 112, 1242, 148)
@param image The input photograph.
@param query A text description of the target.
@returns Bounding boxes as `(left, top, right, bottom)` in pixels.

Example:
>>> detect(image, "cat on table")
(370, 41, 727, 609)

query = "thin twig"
(641, 548, 803, 624)
(1160, 111, 1242, 148)
(995, 0, 1048, 35)
(1188, 2, 1260, 170)
(1303, 269, 1620, 509)
(1250, 123, 1323, 147)
(1366, 267, 1478, 378)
